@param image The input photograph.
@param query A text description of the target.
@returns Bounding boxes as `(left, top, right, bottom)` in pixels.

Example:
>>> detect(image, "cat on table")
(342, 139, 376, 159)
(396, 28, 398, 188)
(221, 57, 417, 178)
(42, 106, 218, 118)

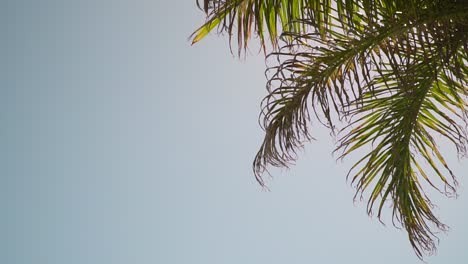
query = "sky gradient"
(4, 1, 468, 263)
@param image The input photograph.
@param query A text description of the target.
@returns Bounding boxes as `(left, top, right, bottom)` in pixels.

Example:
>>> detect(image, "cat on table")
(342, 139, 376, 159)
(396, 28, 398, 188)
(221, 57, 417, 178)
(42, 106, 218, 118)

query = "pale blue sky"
(3, 1, 468, 263)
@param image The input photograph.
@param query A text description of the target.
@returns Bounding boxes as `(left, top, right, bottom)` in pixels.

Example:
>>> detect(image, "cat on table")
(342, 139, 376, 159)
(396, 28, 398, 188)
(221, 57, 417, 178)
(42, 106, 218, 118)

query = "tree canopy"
(191, 0, 468, 259)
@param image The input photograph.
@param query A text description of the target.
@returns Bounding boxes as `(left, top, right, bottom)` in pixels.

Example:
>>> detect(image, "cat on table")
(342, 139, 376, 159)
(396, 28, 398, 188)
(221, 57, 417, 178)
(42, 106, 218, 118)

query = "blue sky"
(4, 1, 468, 263)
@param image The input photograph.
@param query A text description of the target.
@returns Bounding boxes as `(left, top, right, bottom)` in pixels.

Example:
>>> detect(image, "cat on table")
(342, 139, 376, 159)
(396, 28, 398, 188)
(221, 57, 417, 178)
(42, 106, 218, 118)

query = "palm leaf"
(191, 0, 370, 53)
(254, 1, 468, 258)
(192, 0, 468, 259)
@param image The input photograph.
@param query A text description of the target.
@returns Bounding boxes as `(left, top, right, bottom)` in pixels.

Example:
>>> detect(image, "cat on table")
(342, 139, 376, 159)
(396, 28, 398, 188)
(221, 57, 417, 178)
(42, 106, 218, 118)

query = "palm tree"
(191, 0, 468, 259)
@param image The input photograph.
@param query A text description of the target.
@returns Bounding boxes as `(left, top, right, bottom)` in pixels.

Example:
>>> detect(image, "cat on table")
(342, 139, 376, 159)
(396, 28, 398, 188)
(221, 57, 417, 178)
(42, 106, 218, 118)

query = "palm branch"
(192, 0, 370, 52)
(192, 0, 468, 258)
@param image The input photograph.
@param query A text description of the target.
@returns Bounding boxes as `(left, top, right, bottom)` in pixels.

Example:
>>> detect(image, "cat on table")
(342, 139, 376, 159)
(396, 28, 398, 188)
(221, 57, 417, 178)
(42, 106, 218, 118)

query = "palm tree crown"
(192, 0, 468, 259)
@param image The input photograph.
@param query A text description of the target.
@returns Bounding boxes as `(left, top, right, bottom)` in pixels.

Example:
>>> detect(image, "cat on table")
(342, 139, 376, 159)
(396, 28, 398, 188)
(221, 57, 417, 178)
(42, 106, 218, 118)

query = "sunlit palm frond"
(337, 6, 468, 258)
(253, 2, 408, 180)
(338, 55, 467, 258)
(192, 0, 468, 259)
(254, 1, 468, 257)
(191, 0, 373, 53)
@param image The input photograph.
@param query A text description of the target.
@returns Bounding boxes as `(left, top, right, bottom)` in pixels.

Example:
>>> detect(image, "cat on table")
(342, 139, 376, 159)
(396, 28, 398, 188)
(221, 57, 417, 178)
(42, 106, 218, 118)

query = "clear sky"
(3, 1, 468, 263)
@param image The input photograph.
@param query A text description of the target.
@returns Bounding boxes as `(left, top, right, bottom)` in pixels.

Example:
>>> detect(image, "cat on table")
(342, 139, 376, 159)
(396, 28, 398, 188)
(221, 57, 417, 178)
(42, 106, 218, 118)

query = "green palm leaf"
(254, 2, 468, 257)
(192, 0, 468, 259)
(192, 0, 371, 52)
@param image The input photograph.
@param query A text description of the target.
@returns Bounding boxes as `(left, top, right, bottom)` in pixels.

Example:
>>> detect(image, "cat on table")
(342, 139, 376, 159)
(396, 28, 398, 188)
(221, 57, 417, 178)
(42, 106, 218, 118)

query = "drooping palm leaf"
(254, 1, 417, 178)
(338, 52, 467, 257)
(252, 1, 467, 258)
(254, 2, 467, 257)
(192, 0, 468, 259)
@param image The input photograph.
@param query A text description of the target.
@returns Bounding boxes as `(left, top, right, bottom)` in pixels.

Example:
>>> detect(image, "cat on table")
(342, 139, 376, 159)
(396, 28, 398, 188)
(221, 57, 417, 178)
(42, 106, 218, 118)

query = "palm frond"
(191, 0, 372, 53)
(254, 2, 411, 179)
(337, 7, 468, 258)
(192, 0, 468, 259)
(338, 55, 467, 258)
(254, 1, 468, 257)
